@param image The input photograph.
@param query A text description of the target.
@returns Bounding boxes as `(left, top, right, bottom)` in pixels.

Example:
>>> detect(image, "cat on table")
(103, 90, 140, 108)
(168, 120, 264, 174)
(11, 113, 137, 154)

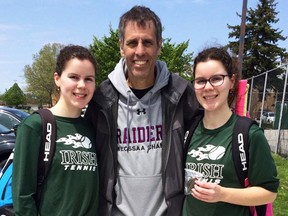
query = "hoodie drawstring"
(126, 90, 154, 153)
(126, 90, 132, 152)
(147, 91, 153, 153)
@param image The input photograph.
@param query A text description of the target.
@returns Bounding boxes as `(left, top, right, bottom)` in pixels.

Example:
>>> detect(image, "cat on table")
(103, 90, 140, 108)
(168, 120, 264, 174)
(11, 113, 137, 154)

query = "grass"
(272, 153, 288, 216)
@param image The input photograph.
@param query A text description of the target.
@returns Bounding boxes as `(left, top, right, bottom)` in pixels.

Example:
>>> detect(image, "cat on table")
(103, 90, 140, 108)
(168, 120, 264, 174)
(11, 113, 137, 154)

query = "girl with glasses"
(182, 47, 279, 216)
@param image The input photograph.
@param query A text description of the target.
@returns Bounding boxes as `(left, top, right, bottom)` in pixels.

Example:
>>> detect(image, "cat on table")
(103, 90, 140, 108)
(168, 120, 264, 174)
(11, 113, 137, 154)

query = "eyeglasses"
(192, 74, 229, 90)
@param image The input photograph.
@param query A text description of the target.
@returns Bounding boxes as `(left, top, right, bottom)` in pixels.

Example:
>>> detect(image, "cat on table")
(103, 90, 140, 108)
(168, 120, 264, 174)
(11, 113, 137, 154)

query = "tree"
(3, 83, 26, 106)
(159, 38, 193, 80)
(90, 27, 194, 85)
(90, 26, 121, 86)
(227, 0, 287, 90)
(24, 43, 64, 107)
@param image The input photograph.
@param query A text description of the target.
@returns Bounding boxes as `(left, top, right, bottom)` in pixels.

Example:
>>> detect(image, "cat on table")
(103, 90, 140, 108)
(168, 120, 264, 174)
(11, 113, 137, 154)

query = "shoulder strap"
(232, 117, 268, 216)
(0, 149, 14, 179)
(33, 109, 56, 205)
(232, 116, 256, 187)
(184, 114, 203, 157)
(0, 153, 13, 196)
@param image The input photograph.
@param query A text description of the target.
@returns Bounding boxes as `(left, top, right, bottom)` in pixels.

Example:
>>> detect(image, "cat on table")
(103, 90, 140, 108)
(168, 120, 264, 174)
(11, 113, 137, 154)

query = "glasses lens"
(210, 75, 224, 86)
(194, 75, 227, 89)
(194, 79, 206, 89)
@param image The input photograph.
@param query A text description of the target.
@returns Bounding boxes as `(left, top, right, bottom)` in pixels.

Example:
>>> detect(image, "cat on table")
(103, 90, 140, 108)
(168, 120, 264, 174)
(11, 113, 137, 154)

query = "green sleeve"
(12, 114, 42, 216)
(248, 125, 279, 192)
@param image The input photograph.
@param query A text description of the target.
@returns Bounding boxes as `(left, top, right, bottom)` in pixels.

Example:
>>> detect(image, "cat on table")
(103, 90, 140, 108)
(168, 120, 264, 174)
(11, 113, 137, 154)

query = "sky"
(0, 0, 287, 94)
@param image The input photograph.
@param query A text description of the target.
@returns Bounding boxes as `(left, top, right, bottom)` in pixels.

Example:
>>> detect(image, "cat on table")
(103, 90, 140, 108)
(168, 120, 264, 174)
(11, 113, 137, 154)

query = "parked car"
(261, 111, 275, 124)
(0, 107, 30, 167)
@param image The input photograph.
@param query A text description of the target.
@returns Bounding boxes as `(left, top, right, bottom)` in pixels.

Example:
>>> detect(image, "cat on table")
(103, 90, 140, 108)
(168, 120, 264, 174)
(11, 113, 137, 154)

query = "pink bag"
(235, 82, 275, 216)
(245, 179, 274, 216)
(249, 203, 273, 216)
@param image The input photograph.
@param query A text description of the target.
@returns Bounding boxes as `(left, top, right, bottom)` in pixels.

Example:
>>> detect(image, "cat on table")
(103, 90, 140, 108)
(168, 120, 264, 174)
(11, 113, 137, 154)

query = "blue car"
(0, 107, 30, 167)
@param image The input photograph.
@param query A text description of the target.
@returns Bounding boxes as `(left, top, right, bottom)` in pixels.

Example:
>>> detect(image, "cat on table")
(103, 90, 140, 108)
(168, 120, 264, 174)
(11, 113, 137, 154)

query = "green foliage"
(159, 38, 193, 80)
(2, 83, 26, 106)
(227, 0, 287, 91)
(90, 27, 194, 85)
(24, 43, 64, 107)
(90, 26, 121, 86)
(272, 153, 288, 216)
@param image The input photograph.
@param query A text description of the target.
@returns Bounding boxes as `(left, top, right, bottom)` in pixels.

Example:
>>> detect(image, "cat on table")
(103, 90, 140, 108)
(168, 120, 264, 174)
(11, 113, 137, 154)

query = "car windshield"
(0, 123, 12, 134)
(0, 108, 30, 131)
(11, 109, 30, 119)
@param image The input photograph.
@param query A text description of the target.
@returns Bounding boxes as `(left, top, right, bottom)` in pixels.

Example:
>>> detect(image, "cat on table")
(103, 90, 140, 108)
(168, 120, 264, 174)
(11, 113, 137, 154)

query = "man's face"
(120, 21, 162, 88)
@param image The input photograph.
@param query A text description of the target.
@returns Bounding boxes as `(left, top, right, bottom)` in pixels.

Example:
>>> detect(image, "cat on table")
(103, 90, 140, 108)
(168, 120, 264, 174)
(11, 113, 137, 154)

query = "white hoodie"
(108, 58, 170, 216)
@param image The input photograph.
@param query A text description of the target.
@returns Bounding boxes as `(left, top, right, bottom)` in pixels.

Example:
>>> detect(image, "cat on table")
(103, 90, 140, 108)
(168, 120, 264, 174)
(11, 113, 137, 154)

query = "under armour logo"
(137, 109, 146, 115)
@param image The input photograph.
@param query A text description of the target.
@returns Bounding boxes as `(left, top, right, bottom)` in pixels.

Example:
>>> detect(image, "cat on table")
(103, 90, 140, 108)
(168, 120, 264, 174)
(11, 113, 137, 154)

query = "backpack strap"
(184, 113, 203, 162)
(0, 149, 14, 179)
(33, 109, 56, 206)
(0, 160, 13, 202)
(232, 116, 256, 187)
(232, 117, 268, 216)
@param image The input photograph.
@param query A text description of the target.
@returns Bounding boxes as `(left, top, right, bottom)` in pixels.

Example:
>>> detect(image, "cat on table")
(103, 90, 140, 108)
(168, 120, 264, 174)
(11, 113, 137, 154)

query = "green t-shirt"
(182, 114, 279, 216)
(12, 113, 99, 216)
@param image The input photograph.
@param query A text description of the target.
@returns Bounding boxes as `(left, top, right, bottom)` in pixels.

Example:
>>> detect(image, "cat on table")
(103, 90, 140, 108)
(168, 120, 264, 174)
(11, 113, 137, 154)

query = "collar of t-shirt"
(130, 86, 153, 99)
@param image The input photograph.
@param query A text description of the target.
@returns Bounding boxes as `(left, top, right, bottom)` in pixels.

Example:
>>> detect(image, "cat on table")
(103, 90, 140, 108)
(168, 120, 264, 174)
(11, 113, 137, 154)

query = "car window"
(12, 109, 30, 119)
(0, 113, 20, 130)
(0, 123, 10, 133)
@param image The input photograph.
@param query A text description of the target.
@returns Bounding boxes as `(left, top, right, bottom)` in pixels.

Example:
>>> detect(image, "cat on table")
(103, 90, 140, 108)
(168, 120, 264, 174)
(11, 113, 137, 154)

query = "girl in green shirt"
(12, 45, 99, 216)
(183, 47, 279, 216)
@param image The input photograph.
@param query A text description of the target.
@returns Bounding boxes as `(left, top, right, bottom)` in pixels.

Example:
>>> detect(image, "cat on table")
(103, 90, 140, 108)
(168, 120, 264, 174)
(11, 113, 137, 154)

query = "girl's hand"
(191, 180, 223, 203)
(190, 180, 277, 206)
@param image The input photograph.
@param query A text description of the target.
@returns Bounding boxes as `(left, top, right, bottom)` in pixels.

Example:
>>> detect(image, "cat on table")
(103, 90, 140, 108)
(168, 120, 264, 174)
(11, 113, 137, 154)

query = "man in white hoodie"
(85, 5, 202, 216)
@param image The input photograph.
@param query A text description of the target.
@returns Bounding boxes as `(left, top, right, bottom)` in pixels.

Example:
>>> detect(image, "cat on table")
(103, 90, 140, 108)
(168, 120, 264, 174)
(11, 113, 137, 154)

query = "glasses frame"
(192, 74, 229, 90)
